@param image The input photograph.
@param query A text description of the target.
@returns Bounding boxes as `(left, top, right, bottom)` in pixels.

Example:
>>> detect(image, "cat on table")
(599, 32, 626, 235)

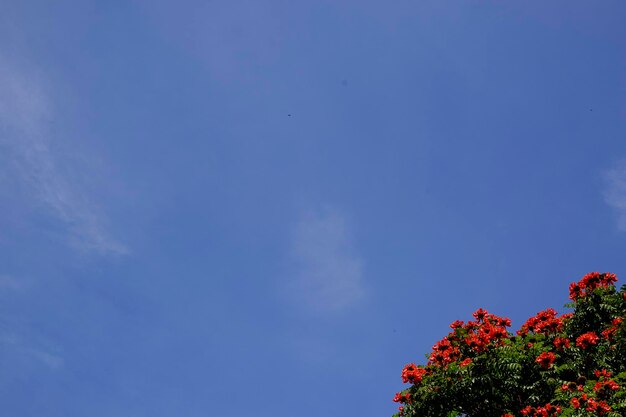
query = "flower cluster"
(393, 387, 414, 415)
(517, 308, 564, 336)
(520, 403, 562, 417)
(400, 363, 427, 384)
(601, 317, 622, 340)
(428, 337, 460, 367)
(393, 271, 626, 417)
(558, 369, 620, 410)
(392, 392, 412, 404)
(421, 308, 512, 368)
(570, 394, 611, 414)
(569, 272, 617, 301)
(575, 331, 599, 349)
(535, 351, 556, 369)
(593, 369, 620, 395)
(553, 337, 570, 351)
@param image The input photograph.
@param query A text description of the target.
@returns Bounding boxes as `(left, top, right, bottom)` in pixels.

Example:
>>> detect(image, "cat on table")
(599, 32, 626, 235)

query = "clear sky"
(1, 1, 625, 416)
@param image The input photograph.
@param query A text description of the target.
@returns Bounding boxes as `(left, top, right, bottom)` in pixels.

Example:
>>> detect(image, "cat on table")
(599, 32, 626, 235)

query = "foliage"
(392, 272, 626, 417)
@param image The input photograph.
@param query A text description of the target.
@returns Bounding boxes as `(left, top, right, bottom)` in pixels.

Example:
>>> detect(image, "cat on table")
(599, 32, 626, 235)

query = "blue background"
(1, 1, 625, 416)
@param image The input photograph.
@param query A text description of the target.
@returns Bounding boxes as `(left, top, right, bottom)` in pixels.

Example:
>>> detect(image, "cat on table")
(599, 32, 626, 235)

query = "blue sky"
(1, 1, 625, 416)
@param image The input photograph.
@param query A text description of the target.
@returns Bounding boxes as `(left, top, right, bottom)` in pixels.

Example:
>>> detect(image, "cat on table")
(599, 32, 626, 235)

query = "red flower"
(500, 317, 512, 327)
(449, 320, 464, 329)
(594, 369, 612, 379)
(582, 272, 601, 287)
(553, 337, 570, 351)
(602, 317, 622, 340)
(428, 337, 461, 367)
(472, 308, 488, 322)
(401, 363, 427, 384)
(460, 358, 472, 367)
(594, 380, 620, 392)
(465, 334, 487, 352)
(576, 332, 599, 349)
(535, 351, 556, 369)
(569, 282, 583, 300)
(585, 397, 599, 412)
(570, 272, 618, 300)
(604, 272, 617, 285)
(518, 309, 563, 335)
(393, 392, 412, 403)
(597, 400, 612, 414)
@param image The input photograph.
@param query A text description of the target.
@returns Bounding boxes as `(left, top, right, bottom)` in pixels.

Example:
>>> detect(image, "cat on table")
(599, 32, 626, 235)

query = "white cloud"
(26, 347, 64, 370)
(604, 160, 626, 232)
(0, 333, 64, 370)
(287, 206, 365, 313)
(0, 58, 127, 255)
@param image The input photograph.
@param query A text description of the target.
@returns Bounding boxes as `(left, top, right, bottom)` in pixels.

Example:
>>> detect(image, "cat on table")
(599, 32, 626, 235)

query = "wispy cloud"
(26, 346, 64, 370)
(604, 160, 626, 232)
(0, 58, 127, 255)
(0, 333, 64, 370)
(287, 206, 365, 313)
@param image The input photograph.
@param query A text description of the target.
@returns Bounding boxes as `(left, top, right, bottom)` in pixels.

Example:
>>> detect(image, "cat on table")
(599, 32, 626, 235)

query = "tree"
(392, 272, 626, 417)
